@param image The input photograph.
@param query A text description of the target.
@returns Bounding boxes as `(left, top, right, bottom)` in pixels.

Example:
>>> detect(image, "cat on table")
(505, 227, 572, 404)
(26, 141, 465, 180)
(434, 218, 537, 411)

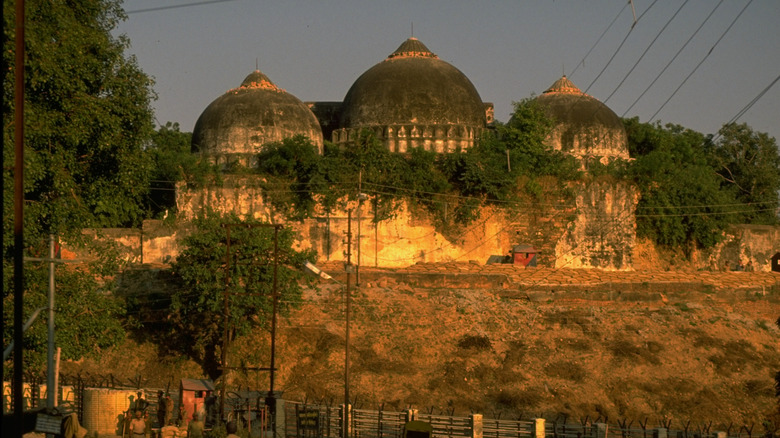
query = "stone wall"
(701, 224, 780, 272)
(554, 180, 639, 270)
(173, 177, 638, 269)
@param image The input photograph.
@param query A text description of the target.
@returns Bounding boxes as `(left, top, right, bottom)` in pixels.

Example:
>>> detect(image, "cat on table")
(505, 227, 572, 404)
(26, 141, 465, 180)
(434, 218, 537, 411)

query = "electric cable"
(603, 0, 691, 104)
(569, 1, 629, 79)
(584, 0, 661, 94)
(621, 0, 725, 116)
(710, 72, 780, 143)
(648, 0, 753, 122)
(126, 0, 238, 14)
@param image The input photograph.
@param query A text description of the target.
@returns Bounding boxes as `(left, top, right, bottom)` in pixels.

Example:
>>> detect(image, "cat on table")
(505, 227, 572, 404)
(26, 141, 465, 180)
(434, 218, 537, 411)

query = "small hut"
(179, 379, 214, 423)
(512, 244, 538, 267)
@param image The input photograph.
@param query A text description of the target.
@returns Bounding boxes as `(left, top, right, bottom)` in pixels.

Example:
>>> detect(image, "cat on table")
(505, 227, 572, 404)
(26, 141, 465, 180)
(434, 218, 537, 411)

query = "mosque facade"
(180, 37, 636, 269)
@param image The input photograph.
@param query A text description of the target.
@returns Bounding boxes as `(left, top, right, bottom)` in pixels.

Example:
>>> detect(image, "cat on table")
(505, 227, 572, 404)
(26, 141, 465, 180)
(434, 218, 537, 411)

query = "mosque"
(175, 37, 637, 269)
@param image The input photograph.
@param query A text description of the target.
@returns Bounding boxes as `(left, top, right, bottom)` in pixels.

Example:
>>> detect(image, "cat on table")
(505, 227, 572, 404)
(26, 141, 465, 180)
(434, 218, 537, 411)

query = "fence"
(282, 401, 767, 438)
(5, 383, 774, 438)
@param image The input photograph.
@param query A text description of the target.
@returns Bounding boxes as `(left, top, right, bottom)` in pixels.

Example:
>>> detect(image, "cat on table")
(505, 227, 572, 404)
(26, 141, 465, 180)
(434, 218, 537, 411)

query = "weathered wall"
(173, 178, 638, 269)
(555, 180, 639, 270)
(701, 224, 780, 272)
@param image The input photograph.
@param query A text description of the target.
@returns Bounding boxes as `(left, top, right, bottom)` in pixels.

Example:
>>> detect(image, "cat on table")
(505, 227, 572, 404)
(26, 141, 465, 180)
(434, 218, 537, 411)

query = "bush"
(457, 334, 492, 351)
(544, 360, 587, 382)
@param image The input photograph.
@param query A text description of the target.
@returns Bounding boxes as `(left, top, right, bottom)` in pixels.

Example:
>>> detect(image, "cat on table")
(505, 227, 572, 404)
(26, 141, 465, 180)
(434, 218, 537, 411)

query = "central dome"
(335, 38, 491, 152)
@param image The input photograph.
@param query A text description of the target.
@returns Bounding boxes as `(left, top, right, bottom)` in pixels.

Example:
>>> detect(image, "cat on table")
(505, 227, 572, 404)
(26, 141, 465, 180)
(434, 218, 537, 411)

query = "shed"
(512, 244, 538, 267)
(772, 252, 780, 272)
(179, 379, 214, 423)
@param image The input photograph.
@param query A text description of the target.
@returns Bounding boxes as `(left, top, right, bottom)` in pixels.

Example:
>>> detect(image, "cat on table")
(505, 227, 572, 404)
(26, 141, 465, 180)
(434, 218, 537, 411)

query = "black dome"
(534, 76, 628, 159)
(192, 70, 323, 156)
(340, 38, 486, 129)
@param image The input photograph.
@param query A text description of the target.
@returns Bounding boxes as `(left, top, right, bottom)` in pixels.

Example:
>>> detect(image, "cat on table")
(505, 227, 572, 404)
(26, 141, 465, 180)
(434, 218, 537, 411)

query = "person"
(129, 410, 149, 438)
(160, 419, 179, 438)
(135, 391, 149, 415)
(226, 421, 240, 438)
(157, 390, 167, 427)
(187, 414, 205, 438)
(177, 404, 188, 428)
(164, 392, 174, 425)
(745, 260, 755, 272)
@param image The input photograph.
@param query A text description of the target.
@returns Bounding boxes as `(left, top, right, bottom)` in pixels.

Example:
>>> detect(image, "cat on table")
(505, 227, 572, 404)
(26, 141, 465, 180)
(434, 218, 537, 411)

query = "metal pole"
(220, 225, 232, 423)
(356, 170, 361, 286)
(344, 211, 352, 438)
(269, 226, 279, 408)
(14, 0, 27, 432)
(47, 234, 55, 410)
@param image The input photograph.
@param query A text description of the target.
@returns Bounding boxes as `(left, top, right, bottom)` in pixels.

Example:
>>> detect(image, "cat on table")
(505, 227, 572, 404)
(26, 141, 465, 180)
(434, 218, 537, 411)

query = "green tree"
(625, 118, 735, 248)
(257, 135, 327, 220)
(170, 213, 315, 379)
(707, 123, 780, 225)
(145, 122, 215, 218)
(3, 0, 156, 237)
(3, 0, 156, 372)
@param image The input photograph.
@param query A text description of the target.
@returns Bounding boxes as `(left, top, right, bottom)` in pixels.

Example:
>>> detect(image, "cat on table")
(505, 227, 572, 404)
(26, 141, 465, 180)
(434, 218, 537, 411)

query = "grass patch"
(544, 360, 587, 382)
(457, 334, 492, 351)
(608, 338, 662, 365)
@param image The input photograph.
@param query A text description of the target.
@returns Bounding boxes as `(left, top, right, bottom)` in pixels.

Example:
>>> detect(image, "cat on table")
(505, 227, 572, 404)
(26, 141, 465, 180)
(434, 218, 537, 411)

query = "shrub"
(457, 334, 492, 351)
(544, 360, 587, 382)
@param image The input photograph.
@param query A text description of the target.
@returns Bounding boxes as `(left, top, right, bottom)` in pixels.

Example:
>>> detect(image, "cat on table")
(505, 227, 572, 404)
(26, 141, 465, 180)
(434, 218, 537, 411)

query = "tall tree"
(3, 0, 156, 372)
(170, 213, 315, 379)
(625, 118, 736, 249)
(3, 0, 156, 242)
(707, 123, 780, 225)
(145, 122, 211, 218)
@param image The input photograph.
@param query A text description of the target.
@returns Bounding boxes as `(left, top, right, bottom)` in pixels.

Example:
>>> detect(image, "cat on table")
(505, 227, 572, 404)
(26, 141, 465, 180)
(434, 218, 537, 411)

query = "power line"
(648, 0, 753, 122)
(711, 72, 780, 143)
(126, 0, 238, 14)
(603, 0, 691, 104)
(584, 0, 661, 94)
(569, 2, 629, 78)
(622, 0, 726, 117)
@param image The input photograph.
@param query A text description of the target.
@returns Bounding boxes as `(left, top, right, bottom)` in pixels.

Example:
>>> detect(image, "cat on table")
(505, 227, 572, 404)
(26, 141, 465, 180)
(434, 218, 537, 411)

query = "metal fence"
(282, 401, 770, 438)
(482, 417, 535, 438)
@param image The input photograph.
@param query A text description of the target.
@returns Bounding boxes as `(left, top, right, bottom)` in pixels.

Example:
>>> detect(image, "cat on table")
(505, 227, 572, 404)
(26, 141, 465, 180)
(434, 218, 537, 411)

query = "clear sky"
(115, 0, 780, 142)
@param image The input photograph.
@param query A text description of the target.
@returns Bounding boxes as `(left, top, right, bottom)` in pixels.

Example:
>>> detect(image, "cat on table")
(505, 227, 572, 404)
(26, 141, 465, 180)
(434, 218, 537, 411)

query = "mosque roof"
(535, 75, 625, 135)
(339, 37, 487, 129)
(192, 69, 323, 155)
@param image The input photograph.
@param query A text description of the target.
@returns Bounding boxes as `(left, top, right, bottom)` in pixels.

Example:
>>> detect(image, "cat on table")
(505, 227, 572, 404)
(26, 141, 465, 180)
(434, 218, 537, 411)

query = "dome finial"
(544, 75, 583, 95)
(387, 37, 437, 60)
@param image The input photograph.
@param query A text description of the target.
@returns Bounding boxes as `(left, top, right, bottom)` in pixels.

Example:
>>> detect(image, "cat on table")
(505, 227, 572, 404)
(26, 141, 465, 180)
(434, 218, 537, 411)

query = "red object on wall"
(512, 244, 538, 267)
(179, 379, 214, 423)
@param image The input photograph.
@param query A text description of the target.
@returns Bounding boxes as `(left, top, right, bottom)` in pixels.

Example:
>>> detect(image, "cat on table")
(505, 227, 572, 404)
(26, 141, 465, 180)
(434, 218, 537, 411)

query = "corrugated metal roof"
(180, 378, 215, 392)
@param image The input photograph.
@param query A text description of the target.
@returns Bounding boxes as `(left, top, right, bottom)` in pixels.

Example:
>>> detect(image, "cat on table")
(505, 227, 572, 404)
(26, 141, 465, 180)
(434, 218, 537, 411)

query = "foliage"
(3, 0, 156, 236)
(169, 212, 315, 379)
(3, 255, 127, 379)
(3, 0, 155, 374)
(706, 123, 780, 225)
(145, 122, 216, 218)
(255, 99, 579, 233)
(625, 118, 737, 248)
(257, 135, 329, 220)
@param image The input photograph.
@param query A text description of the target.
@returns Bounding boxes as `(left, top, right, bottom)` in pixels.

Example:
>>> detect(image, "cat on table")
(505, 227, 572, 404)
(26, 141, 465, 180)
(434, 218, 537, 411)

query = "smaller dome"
(192, 70, 323, 163)
(535, 76, 629, 160)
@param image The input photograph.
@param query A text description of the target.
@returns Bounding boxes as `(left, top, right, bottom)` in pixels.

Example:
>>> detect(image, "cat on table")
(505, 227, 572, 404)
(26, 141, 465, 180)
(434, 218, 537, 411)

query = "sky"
(115, 0, 780, 143)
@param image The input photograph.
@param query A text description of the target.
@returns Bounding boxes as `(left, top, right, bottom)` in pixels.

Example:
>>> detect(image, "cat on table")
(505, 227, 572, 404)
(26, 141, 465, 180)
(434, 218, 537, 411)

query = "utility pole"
(13, 0, 26, 432)
(219, 223, 282, 424)
(344, 211, 353, 438)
